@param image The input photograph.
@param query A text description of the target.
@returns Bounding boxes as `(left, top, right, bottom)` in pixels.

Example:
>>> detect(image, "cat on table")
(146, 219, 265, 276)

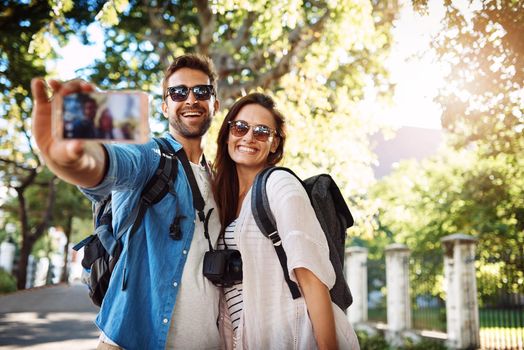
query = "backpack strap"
(251, 166, 302, 299)
(117, 137, 180, 242)
(72, 196, 113, 252)
(175, 147, 214, 252)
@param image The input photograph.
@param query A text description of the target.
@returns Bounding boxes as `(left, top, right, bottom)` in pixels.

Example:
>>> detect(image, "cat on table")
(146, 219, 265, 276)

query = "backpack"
(73, 137, 180, 306)
(251, 166, 354, 311)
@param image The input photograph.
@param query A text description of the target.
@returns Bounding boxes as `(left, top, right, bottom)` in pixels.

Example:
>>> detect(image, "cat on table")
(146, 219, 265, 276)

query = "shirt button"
(163, 318, 168, 324)
(173, 281, 178, 287)
(182, 250, 187, 255)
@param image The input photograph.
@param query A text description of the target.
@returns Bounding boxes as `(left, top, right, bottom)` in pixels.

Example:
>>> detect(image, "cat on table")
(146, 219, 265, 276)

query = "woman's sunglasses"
(228, 120, 277, 142)
(166, 85, 214, 102)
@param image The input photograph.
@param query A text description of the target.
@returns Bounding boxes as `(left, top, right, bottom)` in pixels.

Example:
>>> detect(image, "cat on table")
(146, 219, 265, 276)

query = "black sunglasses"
(228, 120, 277, 142)
(166, 85, 214, 102)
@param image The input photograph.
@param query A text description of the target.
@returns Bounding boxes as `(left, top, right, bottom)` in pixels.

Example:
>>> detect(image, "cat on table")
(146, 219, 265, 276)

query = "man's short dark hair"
(162, 54, 218, 99)
(79, 93, 97, 106)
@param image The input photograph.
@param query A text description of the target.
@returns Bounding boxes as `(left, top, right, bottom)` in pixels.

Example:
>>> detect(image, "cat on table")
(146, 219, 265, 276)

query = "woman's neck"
(235, 166, 259, 217)
(236, 165, 265, 195)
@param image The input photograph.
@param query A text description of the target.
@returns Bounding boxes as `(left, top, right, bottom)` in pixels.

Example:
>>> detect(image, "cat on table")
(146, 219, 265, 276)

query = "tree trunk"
(60, 215, 73, 283)
(15, 177, 57, 290)
(16, 237, 34, 290)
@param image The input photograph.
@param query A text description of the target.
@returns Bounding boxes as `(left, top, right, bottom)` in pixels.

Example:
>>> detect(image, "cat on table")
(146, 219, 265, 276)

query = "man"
(71, 95, 97, 138)
(31, 54, 222, 349)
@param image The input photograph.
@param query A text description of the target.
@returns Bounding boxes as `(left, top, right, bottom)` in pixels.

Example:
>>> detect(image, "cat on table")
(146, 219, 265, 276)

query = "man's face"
(83, 100, 97, 120)
(162, 67, 219, 139)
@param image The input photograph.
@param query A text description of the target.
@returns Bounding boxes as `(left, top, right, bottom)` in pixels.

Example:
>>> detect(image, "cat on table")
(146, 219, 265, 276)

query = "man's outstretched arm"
(31, 78, 107, 188)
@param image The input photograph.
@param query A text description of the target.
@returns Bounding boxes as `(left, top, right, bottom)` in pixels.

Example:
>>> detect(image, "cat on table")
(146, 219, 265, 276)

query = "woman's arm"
(295, 267, 338, 350)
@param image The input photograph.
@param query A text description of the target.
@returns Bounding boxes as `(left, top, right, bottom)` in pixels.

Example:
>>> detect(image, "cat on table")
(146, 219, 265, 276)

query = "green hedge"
(0, 268, 16, 294)
(356, 330, 447, 350)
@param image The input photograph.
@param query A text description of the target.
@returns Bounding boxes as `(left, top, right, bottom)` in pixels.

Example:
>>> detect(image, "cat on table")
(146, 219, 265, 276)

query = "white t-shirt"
(166, 161, 221, 349)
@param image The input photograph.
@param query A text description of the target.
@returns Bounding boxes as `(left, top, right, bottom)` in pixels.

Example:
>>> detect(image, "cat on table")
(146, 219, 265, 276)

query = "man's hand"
(31, 78, 107, 188)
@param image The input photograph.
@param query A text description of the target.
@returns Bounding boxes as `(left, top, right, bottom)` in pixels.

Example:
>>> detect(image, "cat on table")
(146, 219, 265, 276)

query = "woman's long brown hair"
(212, 93, 286, 235)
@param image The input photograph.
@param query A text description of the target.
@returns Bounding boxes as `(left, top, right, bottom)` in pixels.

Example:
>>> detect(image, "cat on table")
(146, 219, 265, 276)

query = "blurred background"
(0, 0, 522, 349)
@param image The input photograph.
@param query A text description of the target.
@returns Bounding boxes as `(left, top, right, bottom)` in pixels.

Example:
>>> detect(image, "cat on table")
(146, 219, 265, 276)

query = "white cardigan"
(218, 170, 360, 350)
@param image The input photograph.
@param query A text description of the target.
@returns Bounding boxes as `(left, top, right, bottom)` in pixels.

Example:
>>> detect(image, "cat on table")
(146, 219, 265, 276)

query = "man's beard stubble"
(169, 110, 212, 139)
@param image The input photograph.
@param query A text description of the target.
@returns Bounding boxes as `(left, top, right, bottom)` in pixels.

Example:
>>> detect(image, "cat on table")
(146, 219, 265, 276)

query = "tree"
(1, 0, 400, 288)
(52, 181, 92, 283)
(413, 0, 524, 153)
(0, 1, 101, 289)
(88, 0, 396, 106)
(397, 0, 524, 299)
(369, 146, 524, 299)
(86, 0, 400, 226)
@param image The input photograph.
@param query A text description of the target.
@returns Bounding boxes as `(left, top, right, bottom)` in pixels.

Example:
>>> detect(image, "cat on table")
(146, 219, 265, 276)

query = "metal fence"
(478, 247, 524, 350)
(410, 253, 447, 332)
(367, 257, 387, 323)
(360, 242, 524, 350)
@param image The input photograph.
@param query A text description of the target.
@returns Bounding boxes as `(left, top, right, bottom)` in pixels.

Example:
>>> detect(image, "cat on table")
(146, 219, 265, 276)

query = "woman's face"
(227, 104, 279, 173)
(100, 111, 112, 130)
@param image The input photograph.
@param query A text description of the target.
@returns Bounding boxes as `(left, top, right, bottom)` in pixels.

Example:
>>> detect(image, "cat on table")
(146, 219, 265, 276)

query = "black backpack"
(73, 137, 180, 306)
(251, 166, 354, 311)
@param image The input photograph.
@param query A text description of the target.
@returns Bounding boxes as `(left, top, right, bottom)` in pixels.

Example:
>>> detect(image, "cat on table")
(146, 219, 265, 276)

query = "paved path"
(0, 282, 99, 350)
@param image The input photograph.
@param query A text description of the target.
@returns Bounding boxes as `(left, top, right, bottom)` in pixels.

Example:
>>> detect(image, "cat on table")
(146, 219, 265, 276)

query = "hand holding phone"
(31, 79, 150, 188)
(52, 90, 150, 143)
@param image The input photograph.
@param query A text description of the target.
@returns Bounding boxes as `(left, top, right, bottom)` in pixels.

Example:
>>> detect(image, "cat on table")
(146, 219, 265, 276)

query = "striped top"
(217, 219, 243, 333)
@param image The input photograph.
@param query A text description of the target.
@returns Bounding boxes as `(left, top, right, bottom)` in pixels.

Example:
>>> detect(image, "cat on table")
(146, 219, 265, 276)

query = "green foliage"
(0, 268, 17, 294)
(413, 0, 524, 154)
(369, 142, 524, 300)
(79, 0, 400, 244)
(1, 169, 91, 254)
(356, 330, 389, 350)
(356, 330, 447, 350)
(402, 337, 446, 350)
(373, 0, 524, 304)
(1, 1, 400, 286)
(0, 2, 98, 286)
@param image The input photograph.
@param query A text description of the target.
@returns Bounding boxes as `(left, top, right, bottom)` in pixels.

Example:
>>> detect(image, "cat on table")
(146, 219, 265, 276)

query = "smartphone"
(52, 90, 150, 143)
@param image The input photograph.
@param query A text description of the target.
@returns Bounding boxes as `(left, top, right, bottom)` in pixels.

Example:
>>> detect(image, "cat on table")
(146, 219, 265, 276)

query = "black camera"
(203, 249, 243, 287)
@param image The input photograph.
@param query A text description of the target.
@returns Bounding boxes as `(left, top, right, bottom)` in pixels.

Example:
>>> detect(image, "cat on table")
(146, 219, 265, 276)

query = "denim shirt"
(80, 134, 218, 349)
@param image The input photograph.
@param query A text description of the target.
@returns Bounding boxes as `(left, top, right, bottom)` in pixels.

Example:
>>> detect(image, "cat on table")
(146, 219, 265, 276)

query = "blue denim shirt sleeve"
(80, 140, 159, 202)
(78, 135, 198, 349)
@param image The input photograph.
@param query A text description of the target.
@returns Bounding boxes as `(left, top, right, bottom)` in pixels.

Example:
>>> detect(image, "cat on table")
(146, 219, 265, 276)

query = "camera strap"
(175, 147, 215, 252)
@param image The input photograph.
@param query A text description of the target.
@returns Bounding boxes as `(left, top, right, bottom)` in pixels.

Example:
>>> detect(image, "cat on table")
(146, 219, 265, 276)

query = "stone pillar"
(385, 243, 411, 344)
(441, 234, 480, 349)
(346, 246, 368, 323)
(0, 241, 16, 273)
(26, 255, 36, 289)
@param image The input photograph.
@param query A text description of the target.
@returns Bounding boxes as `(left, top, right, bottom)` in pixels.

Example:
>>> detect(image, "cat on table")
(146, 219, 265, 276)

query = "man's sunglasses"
(166, 85, 214, 102)
(228, 120, 277, 142)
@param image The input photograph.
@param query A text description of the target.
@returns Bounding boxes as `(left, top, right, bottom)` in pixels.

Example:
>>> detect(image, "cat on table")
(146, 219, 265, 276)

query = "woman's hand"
(295, 267, 338, 350)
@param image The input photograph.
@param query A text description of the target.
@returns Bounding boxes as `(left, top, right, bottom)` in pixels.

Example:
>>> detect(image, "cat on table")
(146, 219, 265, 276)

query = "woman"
(95, 108, 115, 139)
(212, 93, 359, 349)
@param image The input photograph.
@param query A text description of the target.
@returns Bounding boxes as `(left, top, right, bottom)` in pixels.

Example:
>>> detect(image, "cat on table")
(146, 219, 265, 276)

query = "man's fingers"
(58, 79, 97, 96)
(48, 79, 62, 94)
(31, 78, 51, 103)
(32, 78, 98, 104)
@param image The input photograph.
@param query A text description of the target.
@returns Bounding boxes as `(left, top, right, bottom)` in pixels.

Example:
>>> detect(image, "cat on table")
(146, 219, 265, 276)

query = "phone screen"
(53, 91, 150, 143)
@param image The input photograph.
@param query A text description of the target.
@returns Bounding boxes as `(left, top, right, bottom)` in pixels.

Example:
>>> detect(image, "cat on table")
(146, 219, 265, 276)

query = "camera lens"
(228, 252, 243, 281)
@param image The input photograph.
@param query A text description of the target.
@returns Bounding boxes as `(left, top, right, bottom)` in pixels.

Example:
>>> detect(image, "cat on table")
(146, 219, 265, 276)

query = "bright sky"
(49, 0, 447, 130)
(47, 23, 105, 79)
(363, 0, 447, 130)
